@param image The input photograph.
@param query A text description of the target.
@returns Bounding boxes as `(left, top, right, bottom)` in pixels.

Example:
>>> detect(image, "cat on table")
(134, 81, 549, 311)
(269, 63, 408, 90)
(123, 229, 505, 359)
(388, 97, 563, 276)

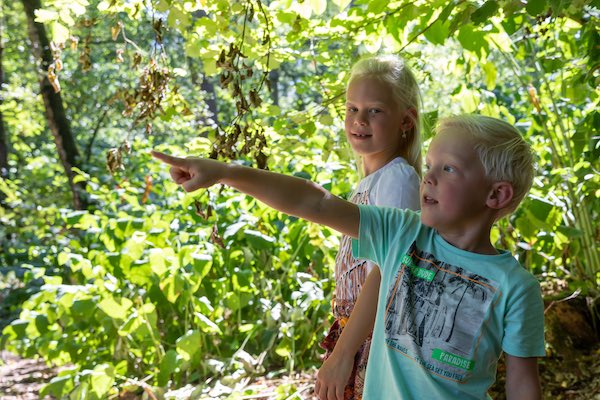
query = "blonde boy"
(152, 115, 544, 400)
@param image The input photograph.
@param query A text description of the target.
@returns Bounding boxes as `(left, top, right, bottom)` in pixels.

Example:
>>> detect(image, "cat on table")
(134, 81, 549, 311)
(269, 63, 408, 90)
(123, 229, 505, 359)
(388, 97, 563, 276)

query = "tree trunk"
(21, 0, 86, 209)
(269, 69, 279, 106)
(0, 16, 8, 178)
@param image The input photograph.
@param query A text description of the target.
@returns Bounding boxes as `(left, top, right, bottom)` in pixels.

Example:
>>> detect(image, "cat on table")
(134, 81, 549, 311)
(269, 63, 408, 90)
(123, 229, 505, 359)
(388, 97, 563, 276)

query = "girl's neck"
(362, 152, 403, 176)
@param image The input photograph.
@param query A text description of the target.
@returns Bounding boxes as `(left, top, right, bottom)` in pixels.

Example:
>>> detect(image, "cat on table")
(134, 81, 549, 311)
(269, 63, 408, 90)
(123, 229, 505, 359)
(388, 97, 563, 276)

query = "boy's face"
(420, 129, 493, 233)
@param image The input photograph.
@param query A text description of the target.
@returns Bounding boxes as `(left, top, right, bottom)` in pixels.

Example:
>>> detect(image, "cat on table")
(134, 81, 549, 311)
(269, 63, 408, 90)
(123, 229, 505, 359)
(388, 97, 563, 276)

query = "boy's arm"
(151, 151, 359, 238)
(315, 268, 381, 400)
(505, 355, 541, 400)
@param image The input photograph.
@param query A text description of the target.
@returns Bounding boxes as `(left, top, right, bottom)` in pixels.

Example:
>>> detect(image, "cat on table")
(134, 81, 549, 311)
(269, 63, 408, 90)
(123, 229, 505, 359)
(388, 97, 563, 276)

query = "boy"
(152, 114, 544, 400)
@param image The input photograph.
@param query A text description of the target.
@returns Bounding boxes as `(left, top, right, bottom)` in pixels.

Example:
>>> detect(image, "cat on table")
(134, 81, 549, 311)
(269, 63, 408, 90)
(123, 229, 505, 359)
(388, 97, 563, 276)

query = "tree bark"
(268, 69, 279, 106)
(0, 14, 8, 178)
(21, 0, 86, 209)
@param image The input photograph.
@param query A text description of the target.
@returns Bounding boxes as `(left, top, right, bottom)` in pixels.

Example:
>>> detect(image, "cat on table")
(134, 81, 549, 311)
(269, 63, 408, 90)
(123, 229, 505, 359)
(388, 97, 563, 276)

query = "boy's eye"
(347, 107, 357, 113)
(443, 165, 455, 173)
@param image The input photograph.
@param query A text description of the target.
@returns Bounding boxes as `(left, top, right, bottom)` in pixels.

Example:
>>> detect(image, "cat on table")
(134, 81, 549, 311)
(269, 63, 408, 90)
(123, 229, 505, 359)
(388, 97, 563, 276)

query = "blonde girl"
(319, 54, 422, 399)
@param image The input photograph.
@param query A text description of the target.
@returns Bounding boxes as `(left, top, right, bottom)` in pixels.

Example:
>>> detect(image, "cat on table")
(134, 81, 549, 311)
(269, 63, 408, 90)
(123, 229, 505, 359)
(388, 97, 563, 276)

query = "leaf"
(457, 25, 489, 57)
(34, 9, 59, 23)
(367, 0, 388, 14)
(40, 374, 74, 399)
(98, 297, 133, 320)
(424, 20, 449, 45)
(176, 330, 202, 361)
(470, 0, 499, 25)
(332, 0, 351, 11)
(194, 312, 222, 333)
(526, 0, 547, 16)
(91, 364, 115, 398)
(310, 0, 327, 16)
(191, 252, 212, 279)
(481, 61, 497, 89)
(51, 21, 70, 44)
(157, 350, 179, 386)
(149, 248, 168, 276)
(243, 229, 276, 249)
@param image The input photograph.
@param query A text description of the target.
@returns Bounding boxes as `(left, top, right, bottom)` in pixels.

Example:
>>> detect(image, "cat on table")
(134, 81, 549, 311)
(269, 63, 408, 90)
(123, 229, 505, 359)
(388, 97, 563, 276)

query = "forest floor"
(1, 344, 599, 400)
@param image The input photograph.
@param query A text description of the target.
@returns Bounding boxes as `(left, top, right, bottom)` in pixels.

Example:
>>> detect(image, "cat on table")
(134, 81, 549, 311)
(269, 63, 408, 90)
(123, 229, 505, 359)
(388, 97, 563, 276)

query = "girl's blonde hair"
(436, 115, 534, 214)
(347, 54, 423, 176)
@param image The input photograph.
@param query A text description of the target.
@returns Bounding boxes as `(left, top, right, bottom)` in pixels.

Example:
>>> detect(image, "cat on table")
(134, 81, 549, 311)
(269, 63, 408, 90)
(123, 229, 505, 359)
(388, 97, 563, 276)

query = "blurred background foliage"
(0, 0, 598, 398)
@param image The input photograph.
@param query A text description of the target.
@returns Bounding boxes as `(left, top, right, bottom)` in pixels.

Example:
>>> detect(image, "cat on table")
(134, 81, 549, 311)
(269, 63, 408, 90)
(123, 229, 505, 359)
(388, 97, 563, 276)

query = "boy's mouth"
(423, 195, 438, 204)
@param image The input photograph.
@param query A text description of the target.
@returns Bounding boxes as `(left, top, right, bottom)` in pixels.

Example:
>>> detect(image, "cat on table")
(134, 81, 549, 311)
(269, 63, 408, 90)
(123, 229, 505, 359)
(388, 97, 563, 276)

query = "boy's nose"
(422, 170, 435, 185)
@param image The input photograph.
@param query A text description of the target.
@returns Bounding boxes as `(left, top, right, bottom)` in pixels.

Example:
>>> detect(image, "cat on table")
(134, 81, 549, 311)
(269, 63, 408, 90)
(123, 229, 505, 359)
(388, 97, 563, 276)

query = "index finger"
(151, 150, 187, 167)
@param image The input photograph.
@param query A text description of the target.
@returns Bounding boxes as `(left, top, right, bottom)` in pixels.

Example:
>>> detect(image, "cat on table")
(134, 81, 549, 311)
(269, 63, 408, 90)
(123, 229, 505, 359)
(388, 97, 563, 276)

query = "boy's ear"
(486, 181, 514, 210)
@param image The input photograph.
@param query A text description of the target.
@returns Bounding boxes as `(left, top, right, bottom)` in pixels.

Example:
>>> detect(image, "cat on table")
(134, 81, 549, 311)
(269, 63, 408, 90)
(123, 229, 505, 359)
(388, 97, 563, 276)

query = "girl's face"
(345, 77, 407, 175)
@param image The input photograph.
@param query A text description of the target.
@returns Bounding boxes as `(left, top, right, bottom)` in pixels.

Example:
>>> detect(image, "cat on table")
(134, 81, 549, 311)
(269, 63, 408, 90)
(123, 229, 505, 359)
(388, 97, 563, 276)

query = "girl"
(319, 54, 422, 399)
(154, 54, 423, 399)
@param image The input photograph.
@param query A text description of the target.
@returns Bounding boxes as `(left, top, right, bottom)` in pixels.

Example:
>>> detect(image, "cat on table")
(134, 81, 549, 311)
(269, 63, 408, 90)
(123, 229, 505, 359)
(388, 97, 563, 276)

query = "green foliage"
(1, 0, 598, 397)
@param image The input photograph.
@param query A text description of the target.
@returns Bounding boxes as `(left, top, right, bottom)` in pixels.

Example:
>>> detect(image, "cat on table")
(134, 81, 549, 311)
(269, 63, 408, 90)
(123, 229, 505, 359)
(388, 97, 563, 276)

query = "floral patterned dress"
(318, 157, 421, 400)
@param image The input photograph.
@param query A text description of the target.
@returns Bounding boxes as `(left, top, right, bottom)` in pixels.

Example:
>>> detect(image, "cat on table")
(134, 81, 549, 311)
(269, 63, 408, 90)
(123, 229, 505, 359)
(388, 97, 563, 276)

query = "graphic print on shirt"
(384, 242, 499, 382)
(334, 190, 371, 318)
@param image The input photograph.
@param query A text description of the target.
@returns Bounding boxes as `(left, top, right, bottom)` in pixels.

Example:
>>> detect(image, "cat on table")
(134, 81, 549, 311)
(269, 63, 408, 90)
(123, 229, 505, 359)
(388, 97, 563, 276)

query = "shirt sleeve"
(502, 276, 546, 357)
(371, 161, 421, 211)
(351, 205, 411, 267)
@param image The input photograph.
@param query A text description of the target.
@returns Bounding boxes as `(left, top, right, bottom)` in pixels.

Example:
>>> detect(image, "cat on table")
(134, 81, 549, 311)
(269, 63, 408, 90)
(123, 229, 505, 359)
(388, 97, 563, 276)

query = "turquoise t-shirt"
(352, 206, 545, 399)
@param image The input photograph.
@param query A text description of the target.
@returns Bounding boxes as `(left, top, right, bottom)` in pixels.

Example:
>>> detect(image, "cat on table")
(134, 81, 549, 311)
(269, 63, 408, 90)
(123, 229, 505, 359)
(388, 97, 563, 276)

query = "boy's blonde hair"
(437, 115, 534, 213)
(348, 55, 422, 176)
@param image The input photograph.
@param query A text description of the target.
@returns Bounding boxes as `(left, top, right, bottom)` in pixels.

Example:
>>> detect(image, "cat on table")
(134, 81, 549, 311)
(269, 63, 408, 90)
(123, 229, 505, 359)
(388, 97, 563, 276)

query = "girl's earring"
(401, 130, 407, 139)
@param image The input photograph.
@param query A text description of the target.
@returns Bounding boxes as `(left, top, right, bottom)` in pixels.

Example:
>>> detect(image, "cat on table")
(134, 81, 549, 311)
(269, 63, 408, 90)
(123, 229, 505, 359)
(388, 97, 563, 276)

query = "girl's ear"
(400, 107, 418, 132)
(486, 181, 514, 210)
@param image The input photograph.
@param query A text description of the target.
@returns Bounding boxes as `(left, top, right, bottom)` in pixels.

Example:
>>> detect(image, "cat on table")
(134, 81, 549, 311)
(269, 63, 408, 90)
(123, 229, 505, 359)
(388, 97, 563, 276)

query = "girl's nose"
(354, 111, 368, 126)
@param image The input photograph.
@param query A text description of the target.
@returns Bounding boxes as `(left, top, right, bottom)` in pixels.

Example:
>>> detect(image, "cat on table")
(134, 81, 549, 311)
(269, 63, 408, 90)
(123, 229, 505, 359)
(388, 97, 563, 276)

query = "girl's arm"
(315, 268, 381, 400)
(505, 355, 541, 400)
(151, 151, 359, 238)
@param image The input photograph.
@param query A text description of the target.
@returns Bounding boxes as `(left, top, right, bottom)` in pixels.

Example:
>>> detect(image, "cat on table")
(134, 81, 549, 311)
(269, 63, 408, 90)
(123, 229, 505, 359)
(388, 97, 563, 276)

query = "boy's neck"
(437, 221, 498, 255)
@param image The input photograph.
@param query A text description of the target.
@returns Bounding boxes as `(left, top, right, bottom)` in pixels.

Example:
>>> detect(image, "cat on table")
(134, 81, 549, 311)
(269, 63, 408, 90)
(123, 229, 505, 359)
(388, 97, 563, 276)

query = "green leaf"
(40, 374, 74, 399)
(424, 19, 449, 45)
(332, 0, 351, 11)
(457, 25, 489, 57)
(243, 229, 276, 250)
(51, 21, 70, 44)
(34, 9, 59, 23)
(470, 0, 499, 25)
(309, 0, 327, 16)
(158, 350, 179, 387)
(526, 0, 547, 16)
(98, 297, 133, 320)
(367, 0, 388, 14)
(91, 364, 114, 398)
(176, 330, 202, 361)
(191, 252, 212, 279)
(194, 312, 222, 333)
(482, 61, 497, 89)
(149, 248, 168, 276)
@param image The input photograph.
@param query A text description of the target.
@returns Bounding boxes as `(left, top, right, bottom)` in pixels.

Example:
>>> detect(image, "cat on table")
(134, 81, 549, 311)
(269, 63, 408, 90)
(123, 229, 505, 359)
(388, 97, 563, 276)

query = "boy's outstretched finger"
(151, 150, 186, 167)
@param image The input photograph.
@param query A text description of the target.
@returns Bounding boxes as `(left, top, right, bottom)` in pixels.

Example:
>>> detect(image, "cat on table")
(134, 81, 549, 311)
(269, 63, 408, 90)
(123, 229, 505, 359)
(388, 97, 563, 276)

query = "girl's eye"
(347, 107, 357, 113)
(369, 108, 382, 114)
